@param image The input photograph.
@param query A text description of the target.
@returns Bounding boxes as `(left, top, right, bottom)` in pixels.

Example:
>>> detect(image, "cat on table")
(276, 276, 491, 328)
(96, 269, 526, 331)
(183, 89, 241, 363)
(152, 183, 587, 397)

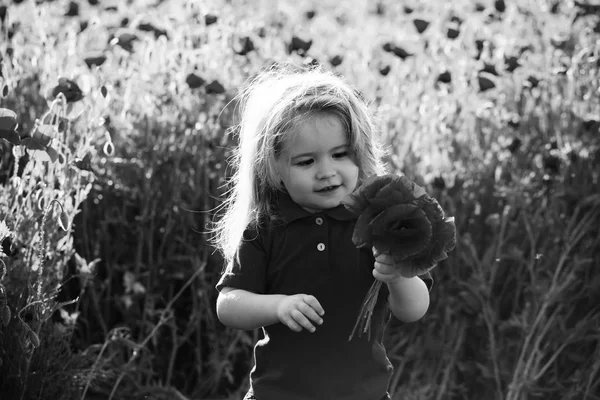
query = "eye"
(295, 159, 313, 166)
(333, 151, 349, 159)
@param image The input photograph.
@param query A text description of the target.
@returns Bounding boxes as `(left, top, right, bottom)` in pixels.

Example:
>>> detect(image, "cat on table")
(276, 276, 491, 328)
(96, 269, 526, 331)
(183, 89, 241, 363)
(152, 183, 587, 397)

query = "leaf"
(100, 85, 108, 98)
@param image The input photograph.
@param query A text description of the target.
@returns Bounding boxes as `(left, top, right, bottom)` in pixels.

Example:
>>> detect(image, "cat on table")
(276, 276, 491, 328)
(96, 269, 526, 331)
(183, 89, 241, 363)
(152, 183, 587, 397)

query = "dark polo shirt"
(216, 194, 433, 400)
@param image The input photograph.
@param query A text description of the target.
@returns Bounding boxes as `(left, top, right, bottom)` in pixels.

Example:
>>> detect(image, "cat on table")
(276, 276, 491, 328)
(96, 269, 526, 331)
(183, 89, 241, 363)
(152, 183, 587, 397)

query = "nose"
(316, 159, 336, 180)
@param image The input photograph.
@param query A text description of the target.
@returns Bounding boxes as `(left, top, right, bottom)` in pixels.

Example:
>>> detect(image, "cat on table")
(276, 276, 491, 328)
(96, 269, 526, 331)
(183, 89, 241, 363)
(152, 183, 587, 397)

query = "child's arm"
(372, 252, 430, 323)
(217, 287, 325, 332)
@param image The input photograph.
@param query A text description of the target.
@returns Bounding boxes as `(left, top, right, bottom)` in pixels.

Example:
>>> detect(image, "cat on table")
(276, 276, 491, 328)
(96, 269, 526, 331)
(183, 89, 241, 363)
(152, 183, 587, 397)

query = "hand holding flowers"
(342, 174, 456, 340)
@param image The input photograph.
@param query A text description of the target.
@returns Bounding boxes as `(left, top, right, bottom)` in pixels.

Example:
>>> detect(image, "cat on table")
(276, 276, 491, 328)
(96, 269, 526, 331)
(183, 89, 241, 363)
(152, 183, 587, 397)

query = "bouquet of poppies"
(342, 174, 456, 340)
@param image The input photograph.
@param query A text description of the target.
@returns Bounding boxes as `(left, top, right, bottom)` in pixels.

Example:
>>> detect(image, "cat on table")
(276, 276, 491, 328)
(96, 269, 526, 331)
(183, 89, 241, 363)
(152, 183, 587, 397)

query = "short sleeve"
(215, 228, 269, 294)
(419, 271, 434, 291)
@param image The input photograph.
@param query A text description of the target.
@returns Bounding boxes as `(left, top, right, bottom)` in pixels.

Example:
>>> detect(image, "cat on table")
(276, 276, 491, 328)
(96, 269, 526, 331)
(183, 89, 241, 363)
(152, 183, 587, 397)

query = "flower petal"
(370, 204, 432, 258)
(352, 206, 382, 247)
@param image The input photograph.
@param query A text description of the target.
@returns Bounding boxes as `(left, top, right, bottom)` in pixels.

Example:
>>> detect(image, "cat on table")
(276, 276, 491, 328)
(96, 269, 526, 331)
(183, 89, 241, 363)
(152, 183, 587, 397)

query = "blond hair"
(213, 63, 386, 271)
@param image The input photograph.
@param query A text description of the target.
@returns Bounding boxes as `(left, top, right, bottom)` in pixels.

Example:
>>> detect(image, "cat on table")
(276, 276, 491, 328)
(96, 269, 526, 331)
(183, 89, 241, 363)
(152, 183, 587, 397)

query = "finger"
(374, 261, 395, 274)
(373, 268, 397, 283)
(298, 302, 324, 325)
(282, 315, 302, 332)
(374, 252, 394, 264)
(372, 268, 385, 281)
(291, 309, 316, 332)
(303, 295, 325, 316)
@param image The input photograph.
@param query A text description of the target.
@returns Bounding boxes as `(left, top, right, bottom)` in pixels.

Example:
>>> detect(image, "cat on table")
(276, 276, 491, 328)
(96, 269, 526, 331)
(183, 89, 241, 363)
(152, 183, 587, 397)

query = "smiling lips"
(316, 185, 340, 192)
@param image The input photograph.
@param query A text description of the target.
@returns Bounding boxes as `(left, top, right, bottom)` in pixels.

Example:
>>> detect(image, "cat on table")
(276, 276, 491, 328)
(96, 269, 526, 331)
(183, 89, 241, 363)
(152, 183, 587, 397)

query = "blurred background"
(0, 0, 599, 399)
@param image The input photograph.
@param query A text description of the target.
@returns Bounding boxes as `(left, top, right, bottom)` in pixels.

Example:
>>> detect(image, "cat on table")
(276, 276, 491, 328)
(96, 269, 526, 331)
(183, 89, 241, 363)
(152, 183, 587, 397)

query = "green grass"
(0, 0, 599, 399)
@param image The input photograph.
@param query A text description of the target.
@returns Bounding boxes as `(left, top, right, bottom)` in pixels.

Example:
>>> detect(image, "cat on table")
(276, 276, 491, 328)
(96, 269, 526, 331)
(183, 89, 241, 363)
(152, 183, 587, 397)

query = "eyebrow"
(290, 144, 350, 160)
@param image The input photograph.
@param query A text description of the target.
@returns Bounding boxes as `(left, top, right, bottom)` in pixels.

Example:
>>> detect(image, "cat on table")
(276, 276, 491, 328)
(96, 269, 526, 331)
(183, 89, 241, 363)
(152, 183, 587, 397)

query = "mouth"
(316, 185, 340, 193)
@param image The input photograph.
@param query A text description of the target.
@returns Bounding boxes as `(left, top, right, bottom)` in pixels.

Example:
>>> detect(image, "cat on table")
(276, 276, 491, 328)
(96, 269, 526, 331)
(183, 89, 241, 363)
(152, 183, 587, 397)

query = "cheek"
(347, 164, 360, 188)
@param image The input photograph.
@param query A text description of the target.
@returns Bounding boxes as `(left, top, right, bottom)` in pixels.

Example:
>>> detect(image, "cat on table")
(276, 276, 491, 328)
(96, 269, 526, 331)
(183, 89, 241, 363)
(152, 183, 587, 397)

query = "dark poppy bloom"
(343, 174, 455, 276)
(50, 78, 83, 103)
(342, 174, 456, 338)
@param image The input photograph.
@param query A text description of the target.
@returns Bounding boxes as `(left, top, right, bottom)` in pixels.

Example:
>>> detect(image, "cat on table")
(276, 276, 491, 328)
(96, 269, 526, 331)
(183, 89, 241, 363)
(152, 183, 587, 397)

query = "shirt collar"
(275, 192, 356, 224)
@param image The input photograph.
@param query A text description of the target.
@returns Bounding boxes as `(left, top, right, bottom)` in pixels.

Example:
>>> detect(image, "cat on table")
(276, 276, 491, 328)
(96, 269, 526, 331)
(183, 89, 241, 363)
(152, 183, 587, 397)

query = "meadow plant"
(0, 0, 598, 399)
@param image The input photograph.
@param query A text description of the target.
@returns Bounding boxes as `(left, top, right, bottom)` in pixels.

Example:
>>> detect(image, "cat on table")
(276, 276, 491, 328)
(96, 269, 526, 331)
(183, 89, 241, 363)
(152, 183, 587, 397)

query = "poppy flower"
(382, 42, 413, 59)
(137, 22, 167, 39)
(504, 55, 520, 72)
(478, 73, 496, 91)
(379, 65, 391, 76)
(233, 36, 255, 56)
(447, 27, 460, 39)
(342, 174, 456, 338)
(329, 55, 343, 66)
(110, 30, 137, 52)
(65, 1, 79, 17)
(437, 71, 451, 83)
(495, 0, 506, 12)
(84, 53, 107, 68)
(507, 137, 522, 153)
(186, 73, 205, 89)
(49, 78, 83, 103)
(288, 36, 312, 55)
(0, 108, 20, 145)
(413, 18, 429, 34)
(205, 14, 218, 25)
(206, 80, 225, 94)
(20, 124, 59, 162)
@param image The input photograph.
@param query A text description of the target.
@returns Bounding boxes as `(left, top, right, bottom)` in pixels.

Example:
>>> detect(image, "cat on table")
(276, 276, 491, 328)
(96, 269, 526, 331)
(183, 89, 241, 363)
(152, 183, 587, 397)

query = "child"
(213, 63, 432, 400)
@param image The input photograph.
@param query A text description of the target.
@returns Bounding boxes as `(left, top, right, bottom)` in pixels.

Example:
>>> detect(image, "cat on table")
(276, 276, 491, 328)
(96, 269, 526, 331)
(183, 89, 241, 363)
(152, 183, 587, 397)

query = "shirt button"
(315, 217, 323, 225)
(317, 243, 325, 251)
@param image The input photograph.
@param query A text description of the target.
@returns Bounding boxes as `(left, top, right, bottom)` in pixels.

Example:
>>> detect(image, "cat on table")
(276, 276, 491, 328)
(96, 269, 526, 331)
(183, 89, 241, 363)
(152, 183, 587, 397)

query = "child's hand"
(276, 294, 325, 333)
(373, 248, 403, 284)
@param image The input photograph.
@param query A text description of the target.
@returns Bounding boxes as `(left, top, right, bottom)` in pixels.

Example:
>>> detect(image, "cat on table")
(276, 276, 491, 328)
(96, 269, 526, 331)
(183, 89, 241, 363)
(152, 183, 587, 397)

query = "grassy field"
(0, 0, 599, 399)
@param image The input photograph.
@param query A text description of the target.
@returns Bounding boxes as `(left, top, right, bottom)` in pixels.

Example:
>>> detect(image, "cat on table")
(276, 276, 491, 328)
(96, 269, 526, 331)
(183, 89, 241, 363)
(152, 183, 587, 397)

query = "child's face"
(276, 113, 359, 213)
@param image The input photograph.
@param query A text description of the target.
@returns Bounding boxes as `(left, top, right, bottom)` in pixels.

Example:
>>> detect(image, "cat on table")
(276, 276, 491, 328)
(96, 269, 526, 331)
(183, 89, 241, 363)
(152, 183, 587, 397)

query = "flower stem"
(348, 280, 383, 341)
